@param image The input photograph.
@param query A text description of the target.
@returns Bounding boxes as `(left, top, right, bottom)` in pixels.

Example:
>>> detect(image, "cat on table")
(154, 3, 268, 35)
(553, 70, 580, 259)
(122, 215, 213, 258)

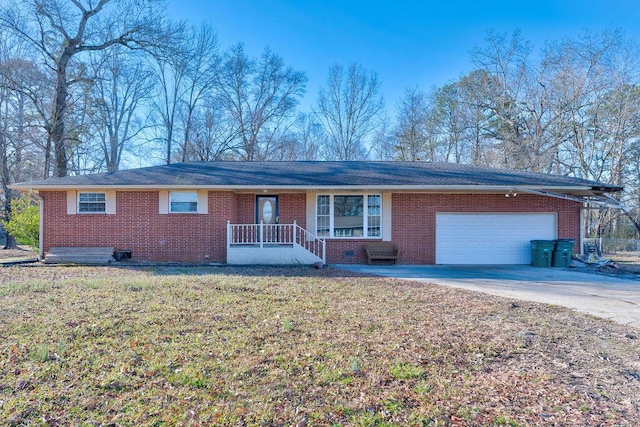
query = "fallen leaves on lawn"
(0, 265, 638, 426)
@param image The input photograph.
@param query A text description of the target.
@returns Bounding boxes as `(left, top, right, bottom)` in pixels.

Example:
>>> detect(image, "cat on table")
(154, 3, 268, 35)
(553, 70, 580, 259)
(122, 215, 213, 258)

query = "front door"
(256, 196, 279, 242)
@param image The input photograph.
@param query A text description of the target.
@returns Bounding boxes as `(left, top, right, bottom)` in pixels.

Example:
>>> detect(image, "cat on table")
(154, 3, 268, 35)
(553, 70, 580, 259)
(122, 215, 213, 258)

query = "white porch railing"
(227, 221, 326, 264)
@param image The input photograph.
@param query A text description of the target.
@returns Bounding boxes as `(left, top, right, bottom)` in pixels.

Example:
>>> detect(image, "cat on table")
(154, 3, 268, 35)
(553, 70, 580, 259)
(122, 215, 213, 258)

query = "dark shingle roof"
(12, 161, 622, 192)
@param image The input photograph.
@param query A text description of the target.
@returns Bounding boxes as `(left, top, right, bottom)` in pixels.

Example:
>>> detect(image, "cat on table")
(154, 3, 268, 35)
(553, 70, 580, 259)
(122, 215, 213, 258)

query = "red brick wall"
(235, 194, 252, 224)
(42, 191, 237, 263)
(325, 239, 371, 264)
(390, 193, 580, 264)
(278, 193, 306, 228)
(41, 191, 581, 265)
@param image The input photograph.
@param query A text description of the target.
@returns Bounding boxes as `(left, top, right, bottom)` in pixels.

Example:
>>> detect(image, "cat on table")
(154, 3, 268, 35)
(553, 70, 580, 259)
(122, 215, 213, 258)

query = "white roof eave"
(9, 183, 600, 194)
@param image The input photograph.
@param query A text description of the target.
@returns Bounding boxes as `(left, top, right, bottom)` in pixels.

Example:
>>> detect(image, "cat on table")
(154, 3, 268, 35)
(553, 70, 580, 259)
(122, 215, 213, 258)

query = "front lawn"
(0, 266, 638, 426)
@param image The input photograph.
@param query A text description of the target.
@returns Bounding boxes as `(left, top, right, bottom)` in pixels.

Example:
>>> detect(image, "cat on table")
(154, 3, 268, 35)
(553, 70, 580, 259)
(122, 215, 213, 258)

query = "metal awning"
(514, 187, 640, 235)
(513, 187, 626, 210)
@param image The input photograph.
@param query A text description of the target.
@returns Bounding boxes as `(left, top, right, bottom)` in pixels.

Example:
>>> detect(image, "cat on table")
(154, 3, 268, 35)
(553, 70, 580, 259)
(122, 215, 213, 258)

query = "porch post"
(293, 220, 297, 245)
(260, 221, 264, 248)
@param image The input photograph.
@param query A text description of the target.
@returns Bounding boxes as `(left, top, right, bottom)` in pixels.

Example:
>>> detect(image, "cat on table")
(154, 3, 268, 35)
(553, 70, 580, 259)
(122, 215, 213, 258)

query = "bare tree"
(0, 31, 49, 247)
(431, 82, 469, 163)
(1, 0, 170, 177)
(149, 22, 221, 164)
(552, 31, 640, 237)
(454, 70, 497, 165)
(264, 113, 326, 161)
(65, 78, 97, 174)
(290, 113, 323, 160)
(470, 30, 536, 169)
(547, 30, 639, 182)
(466, 28, 640, 237)
(216, 43, 307, 160)
(89, 47, 153, 171)
(0, 52, 55, 179)
(178, 23, 220, 162)
(188, 95, 240, 161)
(392, 86, 431, 161)
(0, 64, 14, 247)
(149, 39, 184, 164)
(315, 63, 384, 160)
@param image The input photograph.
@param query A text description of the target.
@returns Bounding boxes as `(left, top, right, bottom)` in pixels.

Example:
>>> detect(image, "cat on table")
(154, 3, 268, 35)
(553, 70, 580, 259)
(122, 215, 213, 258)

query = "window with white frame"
(78, 192, 106, 213)
(170, 191, 198, 213)
(367, 195, 381, 237)
(317, 195, 330, 237)
(316, 194, 382, 238)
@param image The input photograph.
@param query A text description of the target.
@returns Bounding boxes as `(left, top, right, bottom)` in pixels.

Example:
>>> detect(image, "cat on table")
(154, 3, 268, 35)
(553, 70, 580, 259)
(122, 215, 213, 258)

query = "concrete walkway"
(334, 264, 640, 328)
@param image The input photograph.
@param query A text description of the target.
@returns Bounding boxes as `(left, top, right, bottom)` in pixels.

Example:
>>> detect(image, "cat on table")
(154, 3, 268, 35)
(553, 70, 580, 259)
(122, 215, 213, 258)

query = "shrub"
(2, 195, 39, 249)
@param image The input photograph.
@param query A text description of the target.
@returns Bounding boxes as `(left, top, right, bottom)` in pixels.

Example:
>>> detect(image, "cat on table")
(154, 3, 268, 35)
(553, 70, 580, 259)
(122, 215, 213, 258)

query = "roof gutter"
(9, 183, 602, 193)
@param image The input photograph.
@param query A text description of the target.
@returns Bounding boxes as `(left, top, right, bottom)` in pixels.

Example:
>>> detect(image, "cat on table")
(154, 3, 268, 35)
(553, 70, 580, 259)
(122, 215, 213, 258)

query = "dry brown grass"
(0, 247, 37, 262)
(0, 265, 639, 426)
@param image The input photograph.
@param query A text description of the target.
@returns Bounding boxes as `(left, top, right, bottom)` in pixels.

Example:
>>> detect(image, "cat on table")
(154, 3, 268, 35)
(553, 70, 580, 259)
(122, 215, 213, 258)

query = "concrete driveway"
(334, 264, 640, 328)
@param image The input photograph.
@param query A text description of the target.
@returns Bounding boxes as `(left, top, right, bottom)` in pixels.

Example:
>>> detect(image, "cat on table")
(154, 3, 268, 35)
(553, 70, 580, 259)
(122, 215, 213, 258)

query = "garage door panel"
(436, 213, 556, 265)
(446, 228, 468, 238)
(494, 228, 511, 238)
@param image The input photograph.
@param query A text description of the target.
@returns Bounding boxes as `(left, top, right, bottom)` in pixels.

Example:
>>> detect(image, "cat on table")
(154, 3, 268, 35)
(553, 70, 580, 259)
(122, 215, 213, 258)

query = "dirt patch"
(0, 246, 37, 262)
(579, 252, 640, 280)
(610, 252, 640, 272)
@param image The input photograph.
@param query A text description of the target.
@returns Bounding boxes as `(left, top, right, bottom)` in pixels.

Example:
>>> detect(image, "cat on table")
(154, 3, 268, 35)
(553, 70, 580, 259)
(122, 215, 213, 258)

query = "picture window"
(316, 194, 382, 238)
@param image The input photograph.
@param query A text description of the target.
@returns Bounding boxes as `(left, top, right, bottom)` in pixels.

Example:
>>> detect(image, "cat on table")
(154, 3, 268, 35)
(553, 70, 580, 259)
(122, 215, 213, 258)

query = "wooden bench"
(44, 247, 116, 264)
(364, 242, 399, 265)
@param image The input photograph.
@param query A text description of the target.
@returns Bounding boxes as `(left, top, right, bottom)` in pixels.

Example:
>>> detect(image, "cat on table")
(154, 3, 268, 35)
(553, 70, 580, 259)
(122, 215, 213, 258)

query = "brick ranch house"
(10, 161, 622, 265)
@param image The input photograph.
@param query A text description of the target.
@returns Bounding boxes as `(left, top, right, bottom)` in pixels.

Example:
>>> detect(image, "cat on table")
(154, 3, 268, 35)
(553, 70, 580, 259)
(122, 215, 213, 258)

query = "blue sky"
(167, 0, 640, 114)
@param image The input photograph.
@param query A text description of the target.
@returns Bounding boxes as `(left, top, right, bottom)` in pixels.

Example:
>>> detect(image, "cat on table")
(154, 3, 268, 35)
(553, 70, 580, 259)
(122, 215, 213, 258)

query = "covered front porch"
(226, 221, 326, 265)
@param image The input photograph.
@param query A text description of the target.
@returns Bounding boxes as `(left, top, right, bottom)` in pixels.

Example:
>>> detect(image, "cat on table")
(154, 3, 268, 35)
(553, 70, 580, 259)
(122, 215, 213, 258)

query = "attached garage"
(436, 213, 557, 265)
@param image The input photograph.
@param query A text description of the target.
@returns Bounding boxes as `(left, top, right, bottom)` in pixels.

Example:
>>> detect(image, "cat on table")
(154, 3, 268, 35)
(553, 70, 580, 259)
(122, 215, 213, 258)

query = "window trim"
(316, 193, 382, 239)
(77, 192, 107, 214)
(169, 191, 199, 214)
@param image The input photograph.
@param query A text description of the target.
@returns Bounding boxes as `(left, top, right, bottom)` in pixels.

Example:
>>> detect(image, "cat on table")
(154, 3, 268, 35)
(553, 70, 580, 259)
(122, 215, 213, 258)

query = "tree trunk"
(52, 52, 72, 177)
(3, 234, 17, 250)
(43, 133, 52, 179)
(166, 125, 173, 164)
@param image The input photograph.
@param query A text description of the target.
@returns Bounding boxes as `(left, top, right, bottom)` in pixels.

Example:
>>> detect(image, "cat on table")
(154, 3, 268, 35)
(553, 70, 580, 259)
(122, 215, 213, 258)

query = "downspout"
(579, 206, 584, 256)
(29, 189, 44, 261)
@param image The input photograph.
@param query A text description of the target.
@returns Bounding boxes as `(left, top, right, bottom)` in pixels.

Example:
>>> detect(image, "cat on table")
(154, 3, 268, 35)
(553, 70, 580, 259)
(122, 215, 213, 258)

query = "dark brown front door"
(256, 196, 279, 242)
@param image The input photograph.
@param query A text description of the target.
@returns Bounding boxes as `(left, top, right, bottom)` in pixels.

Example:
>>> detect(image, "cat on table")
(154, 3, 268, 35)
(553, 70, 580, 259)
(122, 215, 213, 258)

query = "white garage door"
(436, 213, 557, 265)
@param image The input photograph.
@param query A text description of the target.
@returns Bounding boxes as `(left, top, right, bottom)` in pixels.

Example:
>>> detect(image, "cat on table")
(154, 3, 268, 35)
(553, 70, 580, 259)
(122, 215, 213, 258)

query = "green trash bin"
(552, 239, 575, 268)
(530, 240, 555, 267)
